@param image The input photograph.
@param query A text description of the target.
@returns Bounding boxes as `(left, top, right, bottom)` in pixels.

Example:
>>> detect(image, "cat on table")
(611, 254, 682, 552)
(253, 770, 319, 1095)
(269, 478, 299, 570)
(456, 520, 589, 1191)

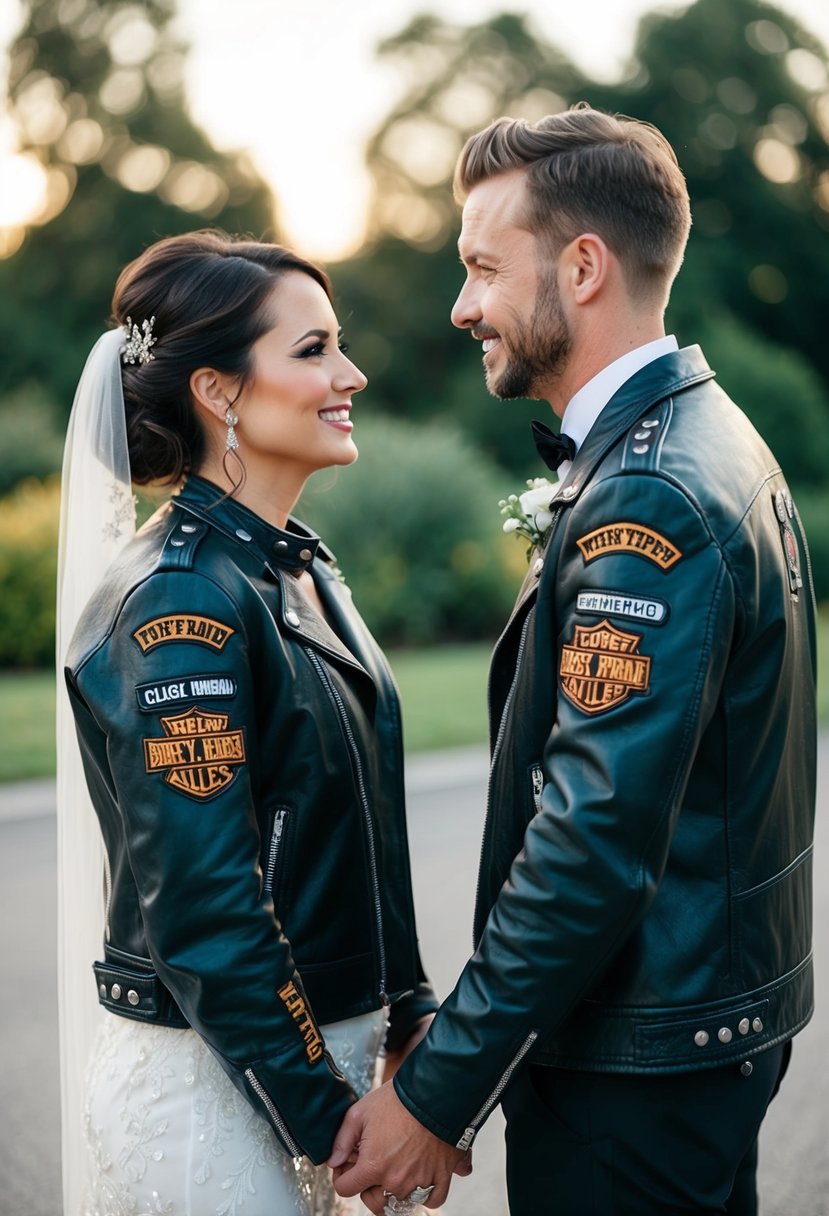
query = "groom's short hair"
(455, 104, 691, 305)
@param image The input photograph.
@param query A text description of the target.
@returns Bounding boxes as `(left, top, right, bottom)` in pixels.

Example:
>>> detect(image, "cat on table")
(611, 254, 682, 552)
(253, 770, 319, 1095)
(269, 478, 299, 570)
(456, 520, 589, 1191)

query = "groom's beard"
(491, 275, 572, 401)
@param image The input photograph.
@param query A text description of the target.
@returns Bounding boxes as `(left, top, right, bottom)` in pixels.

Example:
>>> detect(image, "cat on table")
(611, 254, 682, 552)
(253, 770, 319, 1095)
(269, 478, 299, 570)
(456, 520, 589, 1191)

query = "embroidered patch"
(774, 490, 803, 595)
(132, 614, 235, 654)
(277, 980, 324, 1063)
(576, 589, 668, 625)
(143, 706, 246, 799)
(135, 673, 238, 712)
(560, 619, 652, 715)
(576, 523, 682, 570)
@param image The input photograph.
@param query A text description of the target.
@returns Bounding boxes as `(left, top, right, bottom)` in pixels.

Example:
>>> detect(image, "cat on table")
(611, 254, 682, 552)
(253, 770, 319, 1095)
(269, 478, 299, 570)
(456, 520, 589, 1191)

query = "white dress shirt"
(555, 335, 679, 481)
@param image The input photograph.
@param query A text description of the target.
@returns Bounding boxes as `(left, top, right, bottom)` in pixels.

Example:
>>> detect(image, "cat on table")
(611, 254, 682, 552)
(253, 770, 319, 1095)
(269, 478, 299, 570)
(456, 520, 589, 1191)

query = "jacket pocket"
(733, 846, 813, 988)
(265, 805, 293, 912)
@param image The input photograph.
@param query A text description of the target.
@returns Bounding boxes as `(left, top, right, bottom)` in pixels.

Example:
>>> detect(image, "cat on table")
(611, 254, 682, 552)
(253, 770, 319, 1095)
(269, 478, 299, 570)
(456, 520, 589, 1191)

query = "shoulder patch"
(132, 614, 235, 653)
(559, 619, 651, 715)
(135, 673, 238, 712)
(576, 522, 682, 570)
(575, 589, 668, 625)
(143, 706, 246, 799)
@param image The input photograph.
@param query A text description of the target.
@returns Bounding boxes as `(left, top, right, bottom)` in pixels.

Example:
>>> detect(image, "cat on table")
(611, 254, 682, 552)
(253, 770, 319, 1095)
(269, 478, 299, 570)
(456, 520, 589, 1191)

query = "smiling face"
(452, 168, 573, 402)
(233, 270, 367, 484)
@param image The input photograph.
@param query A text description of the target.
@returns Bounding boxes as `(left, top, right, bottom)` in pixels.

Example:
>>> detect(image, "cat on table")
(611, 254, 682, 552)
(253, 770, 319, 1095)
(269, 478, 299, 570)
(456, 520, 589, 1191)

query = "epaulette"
(156, 517, 209, 570)
(620, 397, 674, 472)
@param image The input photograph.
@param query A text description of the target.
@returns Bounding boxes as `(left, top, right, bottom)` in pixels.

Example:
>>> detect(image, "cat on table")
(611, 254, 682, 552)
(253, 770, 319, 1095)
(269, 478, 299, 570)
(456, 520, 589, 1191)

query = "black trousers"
(502, 1044, 790, 1215)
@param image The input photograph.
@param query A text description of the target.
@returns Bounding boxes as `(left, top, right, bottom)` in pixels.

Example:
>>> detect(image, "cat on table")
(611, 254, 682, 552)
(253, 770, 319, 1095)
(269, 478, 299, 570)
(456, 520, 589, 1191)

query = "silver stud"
(642, 419, 659, 428)
(110, 983, 122, 1000)
(170, 539, 185, 547)
(99, 983, 107, 999)
(274, 540, 289, 551)
(738, 1018, 750, 1035)
(285, 610, 301, 628)
(235, 529, 252, 542)
(694, 1030, 709, 1047)
(633, 444, 649, 455)
(740, 1061, 754, 1077)
(718, 1026, 732, 1043)
(180, 523, 197, 534)
(299, 548, 313, 562)
(752, 1017, 763, 1033)
(127, 989, 140, 1006)
(634, 430, 650, 441)
(533, 557, 544, 577)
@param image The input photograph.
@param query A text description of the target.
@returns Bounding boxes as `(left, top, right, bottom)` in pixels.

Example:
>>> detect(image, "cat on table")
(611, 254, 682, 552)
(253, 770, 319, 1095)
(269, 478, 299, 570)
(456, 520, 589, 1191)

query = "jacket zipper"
(531, 764, 544, 815)
(474, 609, 534, 938)
(304, 647, 389, 1005)
(244, 1067, 303, 1157)
(103, 849, 112, 943)
(456, 1030, 539, 1151)
(265, 807, 289, 892)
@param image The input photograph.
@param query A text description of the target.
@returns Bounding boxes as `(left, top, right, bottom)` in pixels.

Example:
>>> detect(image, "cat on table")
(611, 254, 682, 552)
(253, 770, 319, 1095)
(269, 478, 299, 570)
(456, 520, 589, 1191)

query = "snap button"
(738, 1018, 750, 1035)
(274, 540, 289, 551)
(752, 1017, 763, 1033)
(632, 444, 649, 455)
(110, 983, 122, 1000)
(180, 523, 197, 534)
(285, 610, 301, 628)
(98, 983, 107, 999)
(127, 990, 140, 1007)
(642, 419, 659, 428)
(634, 430, 650, 440)
(298, 548, 313, 562)
(235, 528, 252, 542)
(718, 1027, 732, 1043)
(694, 1030, 709, 1047)
(560, 486, 577, 499)
(740, 1061, 754, 1077)
(533, 558, 544, 577)
(170, 539, 185, 548)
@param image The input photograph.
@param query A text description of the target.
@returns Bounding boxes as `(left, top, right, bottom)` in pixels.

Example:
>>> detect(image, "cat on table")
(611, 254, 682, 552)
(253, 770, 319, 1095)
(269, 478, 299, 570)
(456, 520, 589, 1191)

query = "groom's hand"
(328, 1082, 471, 1214)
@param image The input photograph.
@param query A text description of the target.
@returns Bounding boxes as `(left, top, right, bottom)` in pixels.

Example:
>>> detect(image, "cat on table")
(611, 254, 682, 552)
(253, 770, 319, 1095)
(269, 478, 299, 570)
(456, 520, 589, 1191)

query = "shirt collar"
(561, 335, 679, 452)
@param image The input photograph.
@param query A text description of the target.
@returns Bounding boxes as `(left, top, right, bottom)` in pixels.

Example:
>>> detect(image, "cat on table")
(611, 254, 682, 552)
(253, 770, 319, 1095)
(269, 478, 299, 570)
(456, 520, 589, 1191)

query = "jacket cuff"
(386, 981, 439, 1053)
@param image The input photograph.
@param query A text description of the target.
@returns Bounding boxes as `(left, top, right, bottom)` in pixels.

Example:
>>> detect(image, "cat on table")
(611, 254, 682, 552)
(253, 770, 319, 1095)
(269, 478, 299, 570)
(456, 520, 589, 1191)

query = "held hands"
(328, 1082, 471, 1214)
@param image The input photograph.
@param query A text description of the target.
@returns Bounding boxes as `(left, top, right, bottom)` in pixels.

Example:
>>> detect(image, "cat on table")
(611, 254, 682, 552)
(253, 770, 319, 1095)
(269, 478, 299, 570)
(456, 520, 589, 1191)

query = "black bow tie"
(531, 420, 576, 472)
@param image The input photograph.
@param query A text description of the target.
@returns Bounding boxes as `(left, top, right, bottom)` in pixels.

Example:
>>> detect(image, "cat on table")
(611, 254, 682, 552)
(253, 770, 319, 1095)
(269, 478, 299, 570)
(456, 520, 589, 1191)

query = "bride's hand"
(382, 1014, 434, 1084)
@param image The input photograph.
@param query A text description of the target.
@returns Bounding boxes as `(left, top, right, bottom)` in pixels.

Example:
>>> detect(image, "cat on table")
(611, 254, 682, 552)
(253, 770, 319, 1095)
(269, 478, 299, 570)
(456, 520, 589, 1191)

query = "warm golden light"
(0, 152, 47, 226)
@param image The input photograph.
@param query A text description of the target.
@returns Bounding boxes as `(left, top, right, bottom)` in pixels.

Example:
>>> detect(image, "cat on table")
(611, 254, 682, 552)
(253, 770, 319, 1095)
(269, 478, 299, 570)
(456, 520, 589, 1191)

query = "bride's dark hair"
(113, 229, 332, 485)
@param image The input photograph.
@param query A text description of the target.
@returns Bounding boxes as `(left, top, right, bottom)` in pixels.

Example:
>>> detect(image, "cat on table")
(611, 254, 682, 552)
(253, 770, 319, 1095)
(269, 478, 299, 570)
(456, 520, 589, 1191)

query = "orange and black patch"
(559, 619, 652, 715)
(277, 979, 324, 1063)
(132, 614, 235, 653)
(143, 706, 246, 799)
(576, 523, 682, 570)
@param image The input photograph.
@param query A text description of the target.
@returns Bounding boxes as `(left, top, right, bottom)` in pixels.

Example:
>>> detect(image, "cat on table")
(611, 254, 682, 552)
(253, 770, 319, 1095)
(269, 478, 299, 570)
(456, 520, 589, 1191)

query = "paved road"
(1, 738, 827, 1215)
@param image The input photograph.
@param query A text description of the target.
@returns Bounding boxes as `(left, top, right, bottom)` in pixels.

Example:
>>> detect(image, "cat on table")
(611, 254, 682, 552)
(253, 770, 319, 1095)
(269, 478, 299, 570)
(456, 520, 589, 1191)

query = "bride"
(56, 230, 437, 1215)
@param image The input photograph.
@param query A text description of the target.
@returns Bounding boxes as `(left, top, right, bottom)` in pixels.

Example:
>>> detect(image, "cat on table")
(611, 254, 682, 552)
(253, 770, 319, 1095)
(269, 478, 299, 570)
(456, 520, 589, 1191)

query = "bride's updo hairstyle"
(112, 230, 332, 485)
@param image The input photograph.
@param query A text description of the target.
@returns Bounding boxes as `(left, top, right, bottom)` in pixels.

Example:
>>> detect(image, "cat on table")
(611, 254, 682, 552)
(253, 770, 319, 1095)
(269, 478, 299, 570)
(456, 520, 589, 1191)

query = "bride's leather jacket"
(64, 475, 437, 1164)
(393, 346, 817, 1151)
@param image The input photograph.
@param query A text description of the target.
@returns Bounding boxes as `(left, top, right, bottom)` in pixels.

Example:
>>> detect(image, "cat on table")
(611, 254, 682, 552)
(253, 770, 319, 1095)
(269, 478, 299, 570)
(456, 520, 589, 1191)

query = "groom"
(329, 106, 817, 1214)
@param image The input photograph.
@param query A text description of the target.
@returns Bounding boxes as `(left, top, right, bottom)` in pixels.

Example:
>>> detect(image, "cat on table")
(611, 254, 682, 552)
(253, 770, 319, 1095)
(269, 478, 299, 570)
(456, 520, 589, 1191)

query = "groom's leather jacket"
(65, 475, 436, 1164)
(394, 346, 817, 1150)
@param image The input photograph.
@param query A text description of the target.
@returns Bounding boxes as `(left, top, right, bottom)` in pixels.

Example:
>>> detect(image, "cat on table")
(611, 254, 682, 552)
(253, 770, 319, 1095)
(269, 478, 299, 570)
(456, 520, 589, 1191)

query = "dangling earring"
(222, 403, 246, 493)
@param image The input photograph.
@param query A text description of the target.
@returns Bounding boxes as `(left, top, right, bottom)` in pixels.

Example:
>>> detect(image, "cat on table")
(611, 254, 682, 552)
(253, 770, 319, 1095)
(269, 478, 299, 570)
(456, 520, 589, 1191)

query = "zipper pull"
(531, 765, 544, 815)
(456, 1126, 476, 1151)
(379, 988, 391, 1007)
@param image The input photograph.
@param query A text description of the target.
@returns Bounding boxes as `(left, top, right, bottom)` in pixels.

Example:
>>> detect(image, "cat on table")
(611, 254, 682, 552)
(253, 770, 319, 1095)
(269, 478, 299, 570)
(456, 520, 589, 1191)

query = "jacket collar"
(549, 345, 715, 507)
(173, 475, 335, 575)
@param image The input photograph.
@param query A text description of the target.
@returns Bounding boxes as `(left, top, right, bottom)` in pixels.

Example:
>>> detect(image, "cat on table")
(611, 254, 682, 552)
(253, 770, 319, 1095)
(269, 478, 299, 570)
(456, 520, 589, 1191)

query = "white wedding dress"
(80, 1008, 387, 1216)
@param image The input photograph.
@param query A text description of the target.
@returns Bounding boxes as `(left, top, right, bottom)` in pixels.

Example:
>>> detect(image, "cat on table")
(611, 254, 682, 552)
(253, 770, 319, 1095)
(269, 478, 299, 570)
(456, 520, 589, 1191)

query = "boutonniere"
(499, 477, 557, 559)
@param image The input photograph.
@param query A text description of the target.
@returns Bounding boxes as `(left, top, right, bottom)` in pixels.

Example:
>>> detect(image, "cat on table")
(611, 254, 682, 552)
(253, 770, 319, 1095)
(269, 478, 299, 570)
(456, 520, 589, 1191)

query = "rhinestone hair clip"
(122, 315, 157, 365)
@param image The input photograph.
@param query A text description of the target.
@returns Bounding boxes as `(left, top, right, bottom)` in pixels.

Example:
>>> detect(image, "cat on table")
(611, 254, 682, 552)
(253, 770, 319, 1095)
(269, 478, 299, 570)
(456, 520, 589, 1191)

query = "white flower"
(498, 476, 558, 559)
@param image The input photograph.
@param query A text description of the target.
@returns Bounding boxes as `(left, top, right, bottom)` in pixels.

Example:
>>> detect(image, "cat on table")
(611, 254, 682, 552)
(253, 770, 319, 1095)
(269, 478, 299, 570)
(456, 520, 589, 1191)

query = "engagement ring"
(383, 1184, 435, 1214)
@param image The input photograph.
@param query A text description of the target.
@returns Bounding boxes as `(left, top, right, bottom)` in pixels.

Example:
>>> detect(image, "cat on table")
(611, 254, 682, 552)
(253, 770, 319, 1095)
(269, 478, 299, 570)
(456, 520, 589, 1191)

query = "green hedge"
(0, 477, 59, 667)
(299, 415, 524, 645)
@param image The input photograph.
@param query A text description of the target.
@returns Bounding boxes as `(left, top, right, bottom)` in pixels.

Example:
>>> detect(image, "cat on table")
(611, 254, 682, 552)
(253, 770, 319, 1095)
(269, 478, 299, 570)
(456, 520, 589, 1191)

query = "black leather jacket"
(394, 346, 817, 1152)
(65, 475, 437, 1164)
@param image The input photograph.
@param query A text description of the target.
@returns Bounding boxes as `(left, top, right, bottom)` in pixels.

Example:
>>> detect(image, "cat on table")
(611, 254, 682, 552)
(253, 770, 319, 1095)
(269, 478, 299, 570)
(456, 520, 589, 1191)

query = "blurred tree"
(0, 0, 275, 411)
(333, 0, 829, 493)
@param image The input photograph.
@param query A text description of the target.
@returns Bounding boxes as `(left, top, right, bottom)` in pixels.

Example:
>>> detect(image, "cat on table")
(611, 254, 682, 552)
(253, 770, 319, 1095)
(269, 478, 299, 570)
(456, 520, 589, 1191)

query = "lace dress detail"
(81, 1009, 387, 1216)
